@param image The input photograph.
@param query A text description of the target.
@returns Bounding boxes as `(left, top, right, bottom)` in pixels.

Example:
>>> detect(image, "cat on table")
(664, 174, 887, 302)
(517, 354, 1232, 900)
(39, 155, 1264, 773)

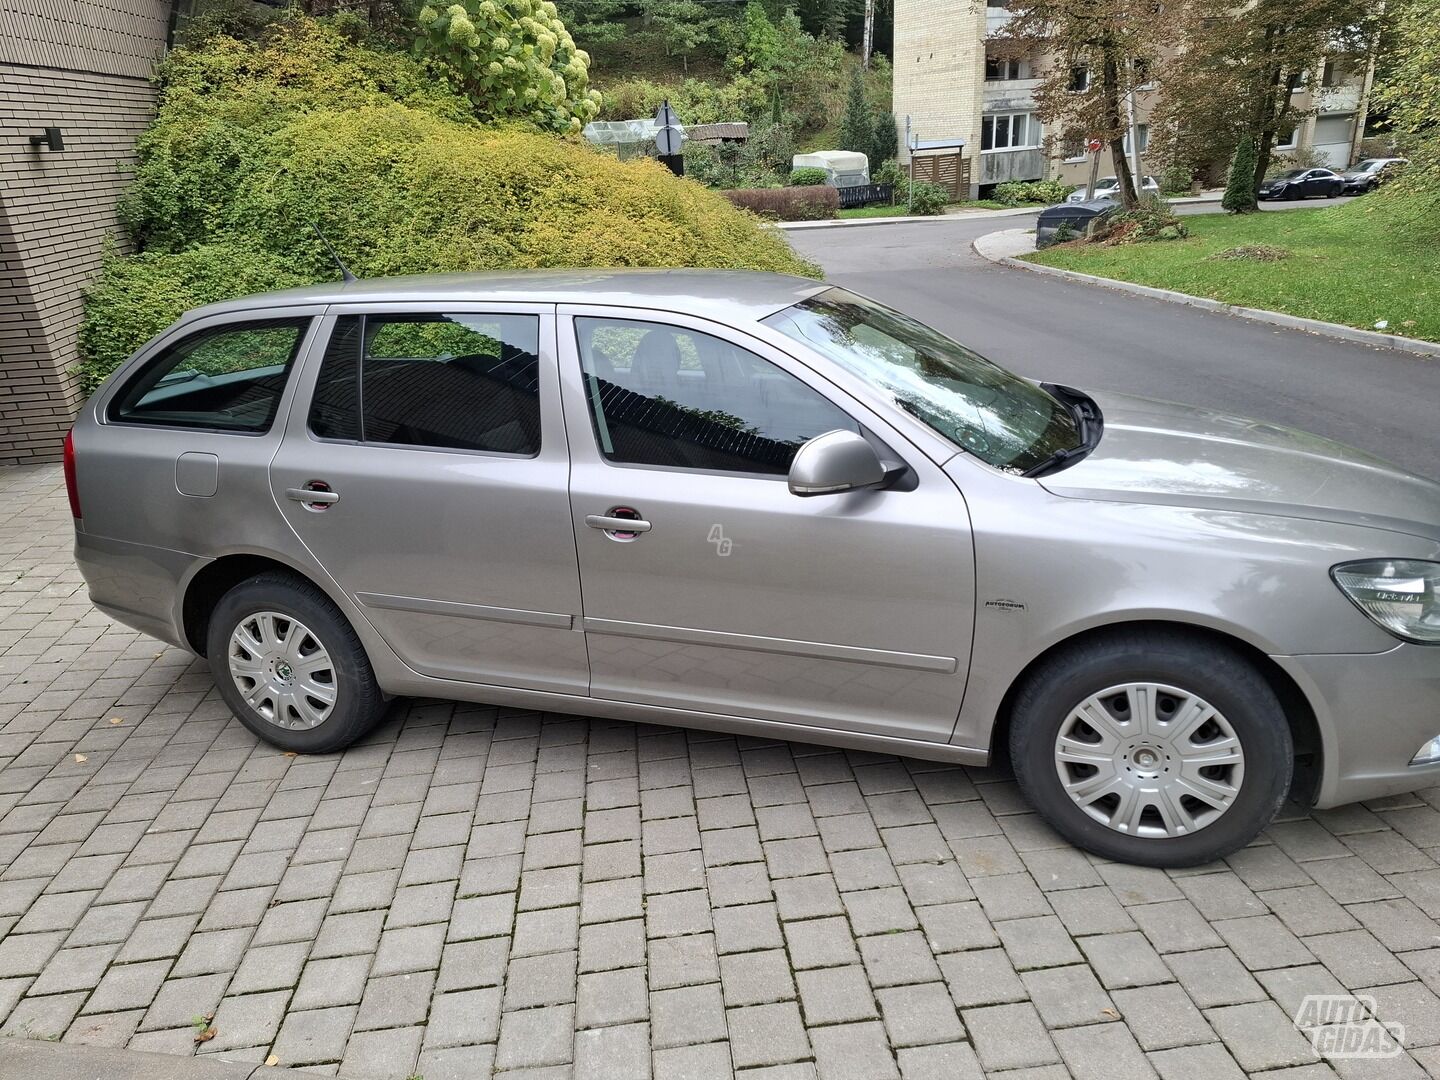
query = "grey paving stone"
(1306, 929, 1415, 989)
(938, 947, 1027, 1007)
(503, 949, 578, 1011)
(727, 1001, 811, 1069)
(811, 1021, 900, 1080)
(271, 1005, 357, 1066)
(353, 970, 436, 1031)
(653, 1041, 735, 1080)
(1080, 931, 1173, 990)
(1110, 983, 1216, 1050)
(1022, 964, 1117, 1030)
(494, 1003, 575, 1070)
(1049, 886, 1138, 937)
(652, 983, 727, 1049)
(858, 930, 943, 989)
(796, 964, 878, 1025)
(996, 914, 1084, 970)
(202, 989, 289, 1053)
(713, 902, 784, 955)
(721, 948, 796, 1007)
(784, 916, 863, 971)
(895, 1041, 984, 1080)
(1129, 899, 1226, 954)
(1148, 1043, 1248, 1080)
(581, 917, 646, 974)
(293, 954, 373, 1011)
(226, 940, 308, 995)
(876, 981, 966, 1048)
(842, 887, 918, 936)
(1212, 914, 1315, 970)
(576, 966, 648, 1029)
(424, 986, 502, 1048)
(963, 1002, 1061, 1071)
(574, 1021, 650, 1080)
(343, 1025, 425, 1078)
(1053, 1021, 1159, 1080)
(1164, 948, 1266, 1008)
(915, 901, 998, 953)
(1207, 1000, 1322, 1071)
(649, 931, 720, 990)
(80, 958, 170, 1015)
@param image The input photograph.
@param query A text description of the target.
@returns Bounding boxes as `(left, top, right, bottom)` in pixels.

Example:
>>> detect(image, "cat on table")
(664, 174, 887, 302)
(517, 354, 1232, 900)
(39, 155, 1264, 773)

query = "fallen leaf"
(265, 1056, 279, 1067)
(74, 754, 87, 764)
(109, 717, 124, 725)
(283, 751, 297, 758)
(1101, 1007, 1121, 1019)
(194, 1026, 216, 1044)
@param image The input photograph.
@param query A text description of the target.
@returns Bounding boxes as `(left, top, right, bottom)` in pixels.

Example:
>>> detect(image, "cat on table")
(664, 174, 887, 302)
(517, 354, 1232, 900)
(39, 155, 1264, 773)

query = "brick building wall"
(892, 0, 986, 198)
(0, 0, 171, 465)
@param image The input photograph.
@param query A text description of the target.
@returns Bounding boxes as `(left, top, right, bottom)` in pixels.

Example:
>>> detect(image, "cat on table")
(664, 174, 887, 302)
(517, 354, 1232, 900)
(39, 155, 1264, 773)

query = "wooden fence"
(910, 152, 973, 200)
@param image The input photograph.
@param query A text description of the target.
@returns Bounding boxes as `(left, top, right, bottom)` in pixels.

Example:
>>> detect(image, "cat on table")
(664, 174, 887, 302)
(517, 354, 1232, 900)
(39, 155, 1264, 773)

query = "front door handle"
(586, 507, 650, 542)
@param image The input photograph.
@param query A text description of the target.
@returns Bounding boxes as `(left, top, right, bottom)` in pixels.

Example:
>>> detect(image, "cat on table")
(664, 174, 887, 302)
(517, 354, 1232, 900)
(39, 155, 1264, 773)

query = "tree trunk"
(862, 0, 875, 69)
(1102, 57, 1138, 209)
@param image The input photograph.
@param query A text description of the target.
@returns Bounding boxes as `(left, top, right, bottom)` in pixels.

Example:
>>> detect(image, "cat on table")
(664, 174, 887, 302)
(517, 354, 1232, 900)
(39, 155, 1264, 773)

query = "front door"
(270, 305, 588, 695)
(558, 307, 975, 743)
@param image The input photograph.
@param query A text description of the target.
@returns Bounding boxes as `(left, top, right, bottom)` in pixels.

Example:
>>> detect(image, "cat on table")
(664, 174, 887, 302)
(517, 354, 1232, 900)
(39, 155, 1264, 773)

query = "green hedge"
(79, 17, 819, 391)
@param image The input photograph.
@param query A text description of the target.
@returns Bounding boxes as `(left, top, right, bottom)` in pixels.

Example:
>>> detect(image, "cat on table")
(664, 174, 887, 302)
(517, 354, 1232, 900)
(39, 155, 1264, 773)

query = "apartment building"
(893, 0, 1371, 198)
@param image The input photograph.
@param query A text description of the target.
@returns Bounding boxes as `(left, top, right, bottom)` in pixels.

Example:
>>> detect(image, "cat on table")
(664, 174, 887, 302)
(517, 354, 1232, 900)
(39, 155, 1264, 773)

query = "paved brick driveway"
(3, 463, 1440, 1079)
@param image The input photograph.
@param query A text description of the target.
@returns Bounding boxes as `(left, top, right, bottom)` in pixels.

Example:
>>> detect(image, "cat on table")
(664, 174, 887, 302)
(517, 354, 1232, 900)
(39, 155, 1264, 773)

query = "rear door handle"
(586, 514, 651, 533)
(286, 486, 339, 506)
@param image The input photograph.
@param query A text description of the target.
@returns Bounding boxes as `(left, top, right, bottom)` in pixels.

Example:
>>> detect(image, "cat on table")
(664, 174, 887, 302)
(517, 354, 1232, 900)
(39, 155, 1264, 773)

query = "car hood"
(1257, 178, 1289, 188)
(1038, 391, 1440, 541)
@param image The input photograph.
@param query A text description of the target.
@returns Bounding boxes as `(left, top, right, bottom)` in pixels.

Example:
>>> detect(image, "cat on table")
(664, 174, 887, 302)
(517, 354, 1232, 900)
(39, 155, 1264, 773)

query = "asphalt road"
(787, 210, 1440, 479)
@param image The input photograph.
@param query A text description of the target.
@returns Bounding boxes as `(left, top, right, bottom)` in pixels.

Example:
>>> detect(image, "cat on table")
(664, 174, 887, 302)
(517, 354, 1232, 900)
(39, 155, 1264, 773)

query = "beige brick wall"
(1, 8, 166, 465)
(893, 0, 986, 197)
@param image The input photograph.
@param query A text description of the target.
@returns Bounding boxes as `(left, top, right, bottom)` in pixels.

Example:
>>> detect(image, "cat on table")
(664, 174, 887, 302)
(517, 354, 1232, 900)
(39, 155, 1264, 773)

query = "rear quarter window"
(108, 317, 310, 433)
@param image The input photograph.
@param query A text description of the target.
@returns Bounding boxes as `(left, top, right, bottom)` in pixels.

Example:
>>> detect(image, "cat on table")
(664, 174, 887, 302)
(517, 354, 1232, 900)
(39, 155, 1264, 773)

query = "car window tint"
(310, 313, 541, 455)
(109, 318, 309, 433)
(574, 316, 859, 475)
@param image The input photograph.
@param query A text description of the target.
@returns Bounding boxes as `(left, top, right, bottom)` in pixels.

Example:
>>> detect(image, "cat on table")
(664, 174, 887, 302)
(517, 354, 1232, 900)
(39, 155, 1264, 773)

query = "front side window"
(574, 317, 858, 476)
(309, 313, 541, 455)
(109, 318, 309, 433)
(982, 112, 1041, 151)
(763, 288, 1080, 474)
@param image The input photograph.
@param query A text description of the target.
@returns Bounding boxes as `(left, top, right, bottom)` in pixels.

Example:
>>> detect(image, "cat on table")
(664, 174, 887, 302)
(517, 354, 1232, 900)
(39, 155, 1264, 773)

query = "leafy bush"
(908, 181, 949, 216)
(1160, 164, 1193, 195)
(79, 19, 820, 387)
(76, 244, 308, 392)
(722, 186, 838, 220)
(414, 0, 601, 133)
(1265, 145, 1329, 177)
(991, 179, 1070, 206)
(1092, 203, 1189, 244)
(789, 167, 828, 186)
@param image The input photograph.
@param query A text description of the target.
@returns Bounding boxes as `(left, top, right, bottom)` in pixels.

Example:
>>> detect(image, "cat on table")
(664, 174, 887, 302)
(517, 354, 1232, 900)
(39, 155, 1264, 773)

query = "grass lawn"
(1023, 203, 1440, 342)
(836, 199, 1009, 219)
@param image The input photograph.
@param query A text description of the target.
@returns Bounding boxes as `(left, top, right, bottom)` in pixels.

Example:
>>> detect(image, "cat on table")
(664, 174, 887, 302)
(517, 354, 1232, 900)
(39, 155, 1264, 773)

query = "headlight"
(1332, 559, 1440, 644)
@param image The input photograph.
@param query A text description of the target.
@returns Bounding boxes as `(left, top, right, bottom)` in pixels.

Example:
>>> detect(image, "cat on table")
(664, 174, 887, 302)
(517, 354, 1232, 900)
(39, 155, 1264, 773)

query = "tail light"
(63, 429, 81, 519)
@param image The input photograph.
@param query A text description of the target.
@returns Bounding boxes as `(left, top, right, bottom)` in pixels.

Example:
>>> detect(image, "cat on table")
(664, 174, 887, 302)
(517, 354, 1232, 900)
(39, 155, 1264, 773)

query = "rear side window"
(309, 313, 541, 455)
(108, 318, 309, 433)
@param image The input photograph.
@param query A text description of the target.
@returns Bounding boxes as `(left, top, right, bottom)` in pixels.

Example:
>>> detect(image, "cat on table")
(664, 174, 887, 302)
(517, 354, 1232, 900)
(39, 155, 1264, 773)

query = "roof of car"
(187, 269, 831, 325)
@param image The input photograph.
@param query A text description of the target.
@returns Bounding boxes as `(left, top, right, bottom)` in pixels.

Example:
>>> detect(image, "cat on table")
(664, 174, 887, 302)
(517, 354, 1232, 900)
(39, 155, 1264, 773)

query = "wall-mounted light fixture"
(29, 128, 64, 151)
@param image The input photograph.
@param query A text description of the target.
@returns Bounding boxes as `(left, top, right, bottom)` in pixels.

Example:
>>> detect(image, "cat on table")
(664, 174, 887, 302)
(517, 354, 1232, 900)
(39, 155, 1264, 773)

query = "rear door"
(269, 304, 589, 695)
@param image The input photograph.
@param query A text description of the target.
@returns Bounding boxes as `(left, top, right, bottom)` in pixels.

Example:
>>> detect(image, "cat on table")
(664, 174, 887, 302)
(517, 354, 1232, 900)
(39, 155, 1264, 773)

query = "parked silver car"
(69, 271, 1440, 866)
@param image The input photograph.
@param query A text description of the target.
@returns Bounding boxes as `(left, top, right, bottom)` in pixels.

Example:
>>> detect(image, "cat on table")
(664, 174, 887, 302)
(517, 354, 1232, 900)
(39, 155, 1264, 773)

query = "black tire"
(206, 571, 387, 753)
(1009, 630, 1292, 868)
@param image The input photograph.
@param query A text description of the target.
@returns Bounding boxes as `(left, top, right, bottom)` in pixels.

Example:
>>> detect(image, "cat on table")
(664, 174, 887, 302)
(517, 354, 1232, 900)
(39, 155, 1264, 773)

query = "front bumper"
(1275, 644, 1440, 808)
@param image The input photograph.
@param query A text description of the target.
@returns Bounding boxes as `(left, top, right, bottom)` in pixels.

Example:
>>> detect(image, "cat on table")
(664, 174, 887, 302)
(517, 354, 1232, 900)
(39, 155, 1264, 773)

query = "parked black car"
(1257, 168, 1345, 200)
(1339, 158, 1408, 194)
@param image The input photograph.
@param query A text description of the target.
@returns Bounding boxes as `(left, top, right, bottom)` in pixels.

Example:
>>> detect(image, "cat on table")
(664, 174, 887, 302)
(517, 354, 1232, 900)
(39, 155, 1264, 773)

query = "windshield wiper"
(1023, 383, 1104, 478)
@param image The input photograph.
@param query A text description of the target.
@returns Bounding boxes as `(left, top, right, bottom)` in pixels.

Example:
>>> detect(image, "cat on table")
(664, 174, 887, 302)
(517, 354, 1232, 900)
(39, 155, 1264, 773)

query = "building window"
(1068, 66, 1089, 92)
(1133, 58, 1156, 90)
(1273, 125, 1298, 151)
(1061, 134, 1087, 162)
(1122, 124, 1150, 153)
(985, 55, 1022, 81)
(982, 112, 1043, 152)
(1321, 59, 1346, 87)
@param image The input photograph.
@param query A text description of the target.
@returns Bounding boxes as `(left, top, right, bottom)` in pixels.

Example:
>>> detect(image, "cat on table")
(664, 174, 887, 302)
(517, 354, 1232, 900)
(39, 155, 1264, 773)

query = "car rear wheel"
(1009, 631, 1293, 867)
(207, 571, 387, 753)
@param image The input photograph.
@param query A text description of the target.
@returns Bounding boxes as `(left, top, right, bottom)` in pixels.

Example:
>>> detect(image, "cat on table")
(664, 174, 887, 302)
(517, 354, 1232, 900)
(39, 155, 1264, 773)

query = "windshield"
(763, 288, 1081, 473)
(1354, 159, 1380, 172)
(1275, 170, 1307, 180)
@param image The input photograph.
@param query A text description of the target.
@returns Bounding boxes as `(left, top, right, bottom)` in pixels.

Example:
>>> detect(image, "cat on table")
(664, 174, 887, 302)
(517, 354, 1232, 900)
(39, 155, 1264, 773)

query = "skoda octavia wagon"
(69, 271, 1440, 866)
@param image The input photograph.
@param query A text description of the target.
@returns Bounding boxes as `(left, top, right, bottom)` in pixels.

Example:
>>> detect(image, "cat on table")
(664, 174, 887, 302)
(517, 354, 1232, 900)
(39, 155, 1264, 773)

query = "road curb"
(775, 206, 1040, 230)
(0, 1038, 362, 1080)
(971, 229, 1440, 359)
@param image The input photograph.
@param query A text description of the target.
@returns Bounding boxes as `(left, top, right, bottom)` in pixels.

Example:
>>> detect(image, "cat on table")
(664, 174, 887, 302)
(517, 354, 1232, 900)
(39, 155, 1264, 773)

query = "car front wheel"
(1009, 631, 1293, 867)
(207, 571, 387, 753)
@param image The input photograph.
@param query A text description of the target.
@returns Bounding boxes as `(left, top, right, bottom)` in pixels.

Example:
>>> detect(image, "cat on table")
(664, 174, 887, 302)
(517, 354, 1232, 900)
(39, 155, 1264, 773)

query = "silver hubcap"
(1053, 682, 1245, 839)
(228, 611, 337, 730)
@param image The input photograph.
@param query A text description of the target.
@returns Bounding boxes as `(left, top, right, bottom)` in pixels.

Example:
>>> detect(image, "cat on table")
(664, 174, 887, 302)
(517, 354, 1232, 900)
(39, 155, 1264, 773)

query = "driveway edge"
(0, 1038, 358, 1080)
(971, 228, 1440, 359)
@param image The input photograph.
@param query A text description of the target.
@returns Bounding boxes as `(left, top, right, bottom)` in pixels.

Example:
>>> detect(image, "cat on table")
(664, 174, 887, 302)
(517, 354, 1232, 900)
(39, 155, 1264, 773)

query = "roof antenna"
(310, 222, 357, 283)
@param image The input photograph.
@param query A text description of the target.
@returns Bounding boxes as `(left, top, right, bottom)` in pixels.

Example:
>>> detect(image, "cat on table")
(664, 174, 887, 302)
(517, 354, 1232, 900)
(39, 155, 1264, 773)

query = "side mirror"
(788, 429, 887, 497)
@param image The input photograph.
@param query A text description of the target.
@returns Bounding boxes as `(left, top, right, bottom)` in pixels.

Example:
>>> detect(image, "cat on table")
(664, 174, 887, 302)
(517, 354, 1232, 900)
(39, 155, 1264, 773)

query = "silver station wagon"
(68, 270, 1440, 866)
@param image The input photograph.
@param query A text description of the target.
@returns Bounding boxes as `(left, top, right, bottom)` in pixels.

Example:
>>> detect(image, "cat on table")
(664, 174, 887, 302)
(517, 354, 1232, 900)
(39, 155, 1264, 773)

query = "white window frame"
(1273, 126, 1299, 151)
(985, 55, 1023, 82)
(1122, 124, 1150, 154)
(1068, 65, 1090, 93)
(981, 112, 1043, 153)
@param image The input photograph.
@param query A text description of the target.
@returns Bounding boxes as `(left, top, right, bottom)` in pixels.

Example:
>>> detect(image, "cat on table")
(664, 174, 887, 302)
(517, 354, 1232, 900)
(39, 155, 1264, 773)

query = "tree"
(1221, 135, 1258, 212)
(552, 0, 628, 50)
(839, 64, 871, 155)
(997, 0, 1174, 209)
(414, 0, 602, 133)
(1151, 0, 1381, 190)
(1373, 0, 1439, 209)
